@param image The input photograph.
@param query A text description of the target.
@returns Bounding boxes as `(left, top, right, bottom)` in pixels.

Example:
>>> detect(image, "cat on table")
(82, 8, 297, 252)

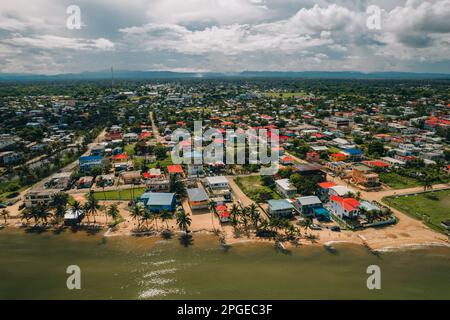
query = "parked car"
(330, 226, 341, 232)
(310, 224, 322, 230)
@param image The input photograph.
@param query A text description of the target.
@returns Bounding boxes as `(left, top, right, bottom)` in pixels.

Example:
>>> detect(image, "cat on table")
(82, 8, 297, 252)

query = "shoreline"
(2, 222, 449, 253)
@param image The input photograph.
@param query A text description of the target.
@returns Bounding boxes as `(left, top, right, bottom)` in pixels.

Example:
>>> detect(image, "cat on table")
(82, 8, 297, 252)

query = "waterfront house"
(64, 208, 84, 226)
(329, 195, 360, 218)
(139, 192, 176, 212)
(187, 188, 209, 210)
(296, 195, 323, 216)
(268, 199, 295, 218)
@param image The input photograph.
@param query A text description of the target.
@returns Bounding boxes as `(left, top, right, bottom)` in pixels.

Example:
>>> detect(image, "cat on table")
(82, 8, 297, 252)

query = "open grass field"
(379, 172, 421, 189)
(265, 92, 307, 99)
(92, 187, 146, 200)
(234, 175, 280, 202)
(384, 189, 450, 234)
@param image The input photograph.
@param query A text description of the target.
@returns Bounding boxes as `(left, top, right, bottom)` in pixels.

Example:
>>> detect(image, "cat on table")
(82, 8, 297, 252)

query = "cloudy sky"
(0, 0, 449, 74)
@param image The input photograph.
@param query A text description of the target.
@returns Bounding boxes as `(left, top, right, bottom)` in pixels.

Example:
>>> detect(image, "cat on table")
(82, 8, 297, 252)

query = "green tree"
(176, 209, 192, 233)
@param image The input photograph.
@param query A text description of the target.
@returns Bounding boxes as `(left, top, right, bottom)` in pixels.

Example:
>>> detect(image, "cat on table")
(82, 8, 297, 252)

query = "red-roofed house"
(113, 153, 127, 162)
(330, 195, 360, 218)
(330, 153, 347, 162)
(280, 155, 296, 165)
(167, 164, 184, 176)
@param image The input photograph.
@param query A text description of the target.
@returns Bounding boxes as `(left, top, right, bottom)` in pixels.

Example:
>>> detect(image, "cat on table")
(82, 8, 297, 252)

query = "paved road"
(149, 111, 164, 143)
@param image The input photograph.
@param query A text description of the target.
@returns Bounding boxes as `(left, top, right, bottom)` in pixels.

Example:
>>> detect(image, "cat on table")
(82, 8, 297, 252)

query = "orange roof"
(331, 153, 346, 157)
(318, 181, 337, 189)
(167, 165, 183, 174)
(113, 153, 127, 160)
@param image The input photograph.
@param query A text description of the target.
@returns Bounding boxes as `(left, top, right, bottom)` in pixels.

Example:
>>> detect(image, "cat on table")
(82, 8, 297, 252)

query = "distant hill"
(0, 70, 449, 81)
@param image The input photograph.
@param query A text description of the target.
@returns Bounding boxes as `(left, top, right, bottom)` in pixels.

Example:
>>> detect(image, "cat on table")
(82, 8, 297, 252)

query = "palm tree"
(130, 204, 144, 230)
(230, 204, 240, 229)
(0, 209, 10, 224)
(208, 200, 217, 228)
(21, 208, 32, 224)
(176, 209, 192, 233)
(248, 203, 260, 230)
(37, 204, 52, 226)
(52, 192, 69, 224)
(82, 203, 91, 224)
(106, 203, 120, 224)
(86, 191, 100, 224)
(240, 207, 250, 231)
(160, 209, 173, 230)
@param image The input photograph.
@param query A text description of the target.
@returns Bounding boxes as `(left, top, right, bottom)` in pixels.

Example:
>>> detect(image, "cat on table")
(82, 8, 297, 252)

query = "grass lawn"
(147, 155, 173, 169)
(92, 187, 146, 201)
(234, 175, 281, 202)
(384, 189, 450, 234)
(265, 92, 307, 99)
(379, 172, 421, 189)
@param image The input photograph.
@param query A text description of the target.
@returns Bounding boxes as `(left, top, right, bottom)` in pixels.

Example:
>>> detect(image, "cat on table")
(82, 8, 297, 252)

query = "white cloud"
(2, 35, 115, 51)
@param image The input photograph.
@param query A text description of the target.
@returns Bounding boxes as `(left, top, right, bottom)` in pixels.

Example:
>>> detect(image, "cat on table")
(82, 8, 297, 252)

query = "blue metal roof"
(313, 207, 330, 217)
(79, 155, 103, 162)
(342, 148, 363, 155)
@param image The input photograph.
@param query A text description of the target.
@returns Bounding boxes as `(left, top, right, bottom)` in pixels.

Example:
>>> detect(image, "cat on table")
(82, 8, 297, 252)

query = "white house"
(275, 179, 297, 198)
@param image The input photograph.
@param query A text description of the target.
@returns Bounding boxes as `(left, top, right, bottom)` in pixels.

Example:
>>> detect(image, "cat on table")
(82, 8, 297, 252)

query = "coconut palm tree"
(37, 204, 52, 226)
(160, 209, 173, 230)
(130, 204, 144, 230)
(248, 203, 261, 230)
(208, 200, 217, 228)
(230, 204, 240, 229)
(52, 192, 69, 224)
(0, 209, 10, 224)
(176, 209, 192, 233)
(86, 191, 101, 224)
(106, 203, 120, 224)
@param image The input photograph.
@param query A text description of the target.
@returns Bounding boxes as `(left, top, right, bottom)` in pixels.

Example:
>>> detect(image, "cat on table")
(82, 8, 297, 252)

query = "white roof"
(206, 176, 228, 185)
(275, 178, 296, 191)
(330, 185, 353, 196)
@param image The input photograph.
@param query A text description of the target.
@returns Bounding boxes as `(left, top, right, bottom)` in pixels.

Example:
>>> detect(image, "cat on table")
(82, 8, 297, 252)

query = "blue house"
(79, 155, 103, 173)
(138, 192, 176, 212)
(342, 148, 363, 161)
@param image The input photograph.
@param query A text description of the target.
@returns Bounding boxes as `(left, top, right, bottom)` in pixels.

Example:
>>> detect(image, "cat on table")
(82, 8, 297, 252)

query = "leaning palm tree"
(0, 209, 10, 224)
(176, 209, 192, 233)
(248, 203, 260, 230)
(230, 204, 240, 229)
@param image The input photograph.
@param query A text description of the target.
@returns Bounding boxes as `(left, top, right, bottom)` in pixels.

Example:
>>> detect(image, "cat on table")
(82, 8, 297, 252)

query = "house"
(120, 171, 141, 184)
(187, 188, 209, 210)
(342, 148, 363, 161)
(123, 133, 138, 142)
(296, 196, 322, 216)
(78, 176, 94, 188)
(64, 208, 84, 226)
(316, 181, 337, 201)
(275, 179, 297, 198)
(96, 174, 114, 186)
(205, 176, 229, 190)
(330, 153, 347, 162)
(325, 161, 349, 174)
(142, 168, 163, 180)
(113, 153, 128, 163)
(139, 192, 176, 212)
(268, 199, 295, 218)
(329, 185, 353, 197)
(45, 172, 72, 190)
(306, 152, 320, 162)
(0, 151, 20, 165)
(294, 164, 326, 182)
(24, 189, 58, 208)
(329, 195, 360, 218)
(352, 164, 380, 188)
(79, 155, 103, 173)
(280, 155, 296, 165)
(167, 164, 185, 176)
